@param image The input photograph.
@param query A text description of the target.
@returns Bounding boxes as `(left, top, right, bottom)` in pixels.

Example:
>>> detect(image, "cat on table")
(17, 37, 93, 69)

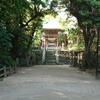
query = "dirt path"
(0, 65, 100, 100)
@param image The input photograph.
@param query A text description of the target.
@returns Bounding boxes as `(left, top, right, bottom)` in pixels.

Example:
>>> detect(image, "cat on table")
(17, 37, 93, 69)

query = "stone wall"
(33, 50, 43, 65)
(58, 50, 70, 65)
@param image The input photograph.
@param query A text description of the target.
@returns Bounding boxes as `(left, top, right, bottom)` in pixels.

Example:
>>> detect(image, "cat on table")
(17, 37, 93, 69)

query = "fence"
(0, 66, 17, 80)
(69, 51, 84, 68)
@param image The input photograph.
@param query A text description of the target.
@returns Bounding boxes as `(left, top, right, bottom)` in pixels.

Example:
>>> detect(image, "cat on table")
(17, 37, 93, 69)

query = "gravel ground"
(0, 65, 100, 100)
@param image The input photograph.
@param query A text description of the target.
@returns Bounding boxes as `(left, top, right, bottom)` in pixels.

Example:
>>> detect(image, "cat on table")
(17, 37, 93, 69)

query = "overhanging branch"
(21, 15, 37, 27)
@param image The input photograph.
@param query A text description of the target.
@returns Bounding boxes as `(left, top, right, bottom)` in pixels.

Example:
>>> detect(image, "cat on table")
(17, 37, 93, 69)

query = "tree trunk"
(96, 27, 100, 77)
(26, 24, 37, 51)
(82, 25, 95, 69)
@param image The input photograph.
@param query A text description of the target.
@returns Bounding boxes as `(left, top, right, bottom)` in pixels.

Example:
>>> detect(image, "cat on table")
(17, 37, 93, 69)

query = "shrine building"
(42, 28, 64, 48)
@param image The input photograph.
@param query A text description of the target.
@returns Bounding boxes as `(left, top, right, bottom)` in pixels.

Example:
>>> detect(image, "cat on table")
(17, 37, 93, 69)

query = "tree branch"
(21, 6, 39, 27)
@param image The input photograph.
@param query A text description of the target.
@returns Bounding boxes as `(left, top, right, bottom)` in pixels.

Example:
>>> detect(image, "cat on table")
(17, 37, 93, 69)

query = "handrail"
(0, 66, 6, 78)
(55, 49, 59, 64)
(0, 67, 4, 71)
(0, 66, 17, 80)
(42, 47, 46, 64)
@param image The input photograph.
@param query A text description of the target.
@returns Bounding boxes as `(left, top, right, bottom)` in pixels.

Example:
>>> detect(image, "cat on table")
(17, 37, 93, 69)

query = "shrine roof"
(43, 28, 64, 34)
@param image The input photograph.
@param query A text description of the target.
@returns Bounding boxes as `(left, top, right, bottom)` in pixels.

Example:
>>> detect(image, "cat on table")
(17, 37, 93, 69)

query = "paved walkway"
(0, 65, 100, 100)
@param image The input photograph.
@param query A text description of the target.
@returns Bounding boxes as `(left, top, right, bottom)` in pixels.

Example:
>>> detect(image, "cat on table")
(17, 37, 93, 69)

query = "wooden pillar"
(54, 38, 57, 47)
(46, 38, 48, 47)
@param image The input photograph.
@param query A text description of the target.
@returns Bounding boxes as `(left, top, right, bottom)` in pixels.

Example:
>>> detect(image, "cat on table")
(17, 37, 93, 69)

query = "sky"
(43, 12, 77, 29)
(43, 11, 67, 29)
(43, 19, 62, 29)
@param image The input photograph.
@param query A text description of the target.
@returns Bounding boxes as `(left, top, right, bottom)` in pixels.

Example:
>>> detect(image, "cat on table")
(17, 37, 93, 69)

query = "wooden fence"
(70, 51, 84, 68)
(0, 66, 17, 80)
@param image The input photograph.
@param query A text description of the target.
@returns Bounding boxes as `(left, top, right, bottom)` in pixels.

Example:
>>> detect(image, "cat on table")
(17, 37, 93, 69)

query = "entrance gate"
(42, 47, 71, 65)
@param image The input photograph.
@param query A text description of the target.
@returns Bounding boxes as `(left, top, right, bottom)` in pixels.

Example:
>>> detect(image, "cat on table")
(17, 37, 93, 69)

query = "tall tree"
(60, 0, 100, 68)
(0, 0, 58, 66)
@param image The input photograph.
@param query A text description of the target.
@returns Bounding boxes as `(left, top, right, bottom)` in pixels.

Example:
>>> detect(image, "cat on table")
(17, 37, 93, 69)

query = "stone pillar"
(57, 36, 59, 48)
(44, 38, 46, 47)
(16, 58, 19, 67)
(61, 42, 65, 50)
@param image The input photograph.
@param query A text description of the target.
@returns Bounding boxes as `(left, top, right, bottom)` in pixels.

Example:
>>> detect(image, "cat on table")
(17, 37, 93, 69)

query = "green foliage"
(0, 23, 12, 49)
(0, 0, 59, 67)
(0, 22, 15, 67)
(60, 0, 100, 68)
(32, 0, 46, 7)
(61, 0, 100, 27)
(58, 33, 68, 47)
(0, 52, 15, 68)
(34, 29, 42, 47)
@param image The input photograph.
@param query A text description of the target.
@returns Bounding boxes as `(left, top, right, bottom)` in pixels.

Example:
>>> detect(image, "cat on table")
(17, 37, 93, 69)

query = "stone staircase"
(45, 49, 56, 65)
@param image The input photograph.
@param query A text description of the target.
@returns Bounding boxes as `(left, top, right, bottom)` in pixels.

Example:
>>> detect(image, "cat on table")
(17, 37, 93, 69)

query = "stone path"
(0, 65, 100, 100)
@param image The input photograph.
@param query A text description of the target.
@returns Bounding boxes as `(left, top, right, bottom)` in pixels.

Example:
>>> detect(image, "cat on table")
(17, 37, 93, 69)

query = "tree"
(0, 22, 15, 67)
(0, 0, 59, 66)
(60, 0, 100, 68)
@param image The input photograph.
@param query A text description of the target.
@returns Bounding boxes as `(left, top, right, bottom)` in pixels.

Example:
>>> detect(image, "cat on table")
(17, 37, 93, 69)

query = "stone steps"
(45, 50, 56, 65)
